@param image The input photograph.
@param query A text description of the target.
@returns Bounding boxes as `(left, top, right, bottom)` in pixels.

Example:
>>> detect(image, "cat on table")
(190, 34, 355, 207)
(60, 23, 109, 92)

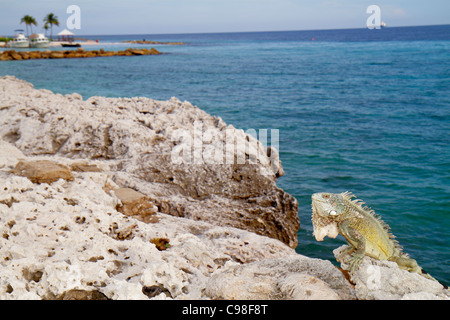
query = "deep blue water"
(1, 25, 449, 285)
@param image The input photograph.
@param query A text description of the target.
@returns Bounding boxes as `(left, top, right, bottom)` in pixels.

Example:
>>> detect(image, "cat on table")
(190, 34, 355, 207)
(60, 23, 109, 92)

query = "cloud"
(392, 7, 407, 17)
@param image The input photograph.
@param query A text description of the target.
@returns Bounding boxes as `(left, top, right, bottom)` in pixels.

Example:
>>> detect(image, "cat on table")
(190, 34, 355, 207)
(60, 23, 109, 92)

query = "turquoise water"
(1, 25, 449, 285)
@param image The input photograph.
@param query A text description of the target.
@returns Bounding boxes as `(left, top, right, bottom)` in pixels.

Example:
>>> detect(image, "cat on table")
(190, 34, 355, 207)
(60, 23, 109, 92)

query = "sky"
(0, 0, 449, 36)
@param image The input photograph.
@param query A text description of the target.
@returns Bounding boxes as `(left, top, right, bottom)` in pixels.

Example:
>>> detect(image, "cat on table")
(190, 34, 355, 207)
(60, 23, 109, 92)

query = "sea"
(1, 24, 449, 285)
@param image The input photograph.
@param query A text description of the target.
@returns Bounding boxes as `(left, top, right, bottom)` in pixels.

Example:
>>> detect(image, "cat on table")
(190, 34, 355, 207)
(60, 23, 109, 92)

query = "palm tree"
(43, 23, 49, 37)
(20, 15, 37, 36)
(43, 13, 59, 41)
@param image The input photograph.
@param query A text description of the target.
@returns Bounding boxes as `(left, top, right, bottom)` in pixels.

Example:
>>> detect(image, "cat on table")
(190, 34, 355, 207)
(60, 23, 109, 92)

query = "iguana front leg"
(338, 220, 366, 273)
(335, 245, 354, 262)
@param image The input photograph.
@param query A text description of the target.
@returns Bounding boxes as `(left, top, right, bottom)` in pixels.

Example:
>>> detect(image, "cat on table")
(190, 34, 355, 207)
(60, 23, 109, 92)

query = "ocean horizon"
(1, 24, 449, 285)
(67, 24, 450, 42)
(44, 23, 450, 38)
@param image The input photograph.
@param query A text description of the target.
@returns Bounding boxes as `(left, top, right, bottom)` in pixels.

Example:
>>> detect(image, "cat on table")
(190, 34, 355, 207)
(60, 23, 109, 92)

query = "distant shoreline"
(0, 40, 125, 48)
(49, 40, 118, 47)
(122, 40, 184, 45)
(0, 40, 184, 48)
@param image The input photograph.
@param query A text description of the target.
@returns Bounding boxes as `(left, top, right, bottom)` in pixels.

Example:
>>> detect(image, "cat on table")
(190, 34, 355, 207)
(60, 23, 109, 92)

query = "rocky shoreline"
(0, 48, 161, 61)
(0, 76, 448, 300)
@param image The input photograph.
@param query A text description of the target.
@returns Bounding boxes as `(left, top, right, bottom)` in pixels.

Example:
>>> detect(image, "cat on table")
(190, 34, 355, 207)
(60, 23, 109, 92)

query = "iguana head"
(311, 192, 346, 218)
(311, 192, 347, 241)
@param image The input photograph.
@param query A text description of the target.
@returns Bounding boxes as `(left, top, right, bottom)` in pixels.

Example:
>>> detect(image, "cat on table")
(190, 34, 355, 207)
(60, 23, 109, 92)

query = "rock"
(49, 52, 64, 59)
(0, 139, 25, 169)
(99, 51, 116, 57)
(10, 51, 22, 60)
(142, 285, 172, 298)
(117, 50, 133, 56)
(130, 49, 146, 55)
(150, 238, 171, 251)
(148, 48, 161, 55)
(266, 146, 284, 178)
(0, 142, 298, 299)
(114, 187, 158, 222)
(65, 92, 83, 101)
(204, 256, 356, 300)
(12, 160, 74, 184)
(19, 52, 30, 60)
(333, 245, 450, 300)
(0, 48, 161, 61)
(63, 51, 80, 58)
(55, 289, 109, 300)
(0, 76, 299, 248)
(41, 50, 51, 59)
(0, 53, 13, 61)
(28, 51, 42, 59)
(70, 162, 102, 172)
(84, 51, 98, 58)
(123, 40, 184, 46)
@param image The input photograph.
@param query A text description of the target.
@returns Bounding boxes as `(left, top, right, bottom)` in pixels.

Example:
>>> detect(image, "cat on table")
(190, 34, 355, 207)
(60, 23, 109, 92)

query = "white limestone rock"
(0, 75, 299, 248)
(333, 245, 450, 300)
(0, 141, 298, 299)
(204, 255, 356, 300)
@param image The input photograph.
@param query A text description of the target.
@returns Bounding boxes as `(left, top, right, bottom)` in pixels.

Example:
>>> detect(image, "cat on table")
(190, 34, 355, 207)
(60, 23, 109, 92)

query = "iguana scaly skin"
(311, 191, 435, 281)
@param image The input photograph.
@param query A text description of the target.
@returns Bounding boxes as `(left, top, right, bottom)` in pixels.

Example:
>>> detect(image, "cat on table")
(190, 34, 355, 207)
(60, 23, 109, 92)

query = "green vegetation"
(150, 238, 171, 251)
(20, 15, 37, 36)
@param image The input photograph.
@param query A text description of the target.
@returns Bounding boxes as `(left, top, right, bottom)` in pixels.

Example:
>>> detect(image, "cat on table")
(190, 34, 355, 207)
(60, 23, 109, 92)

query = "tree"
(43, 23, 49, 37)
(43, 13, 59, 41)
(20, 15, 37, 36)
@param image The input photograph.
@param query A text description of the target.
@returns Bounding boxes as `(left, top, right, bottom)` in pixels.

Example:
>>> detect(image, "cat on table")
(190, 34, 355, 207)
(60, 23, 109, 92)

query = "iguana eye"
(323, 194, 330, 199)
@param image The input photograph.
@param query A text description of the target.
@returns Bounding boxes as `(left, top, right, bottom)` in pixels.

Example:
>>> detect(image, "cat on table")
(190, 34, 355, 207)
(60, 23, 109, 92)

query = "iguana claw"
(348, 253, 364, 274)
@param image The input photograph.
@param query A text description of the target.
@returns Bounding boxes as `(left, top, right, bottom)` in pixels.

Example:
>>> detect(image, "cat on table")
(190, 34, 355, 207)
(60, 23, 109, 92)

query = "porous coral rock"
(333, 245, 450, 300)
(114, 187, 158, 222)
(0, 139, 298, 299)
(0, 76, 299, 248)
(204, 255, 356, 300)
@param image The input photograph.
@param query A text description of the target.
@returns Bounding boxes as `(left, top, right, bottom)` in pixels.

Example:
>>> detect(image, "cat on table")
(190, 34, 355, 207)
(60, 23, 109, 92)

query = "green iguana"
(311, 191, 437, 281)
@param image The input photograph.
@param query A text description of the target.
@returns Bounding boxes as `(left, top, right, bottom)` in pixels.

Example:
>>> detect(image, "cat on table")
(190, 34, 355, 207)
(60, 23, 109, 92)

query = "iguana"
(311, 191, 437, 281)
